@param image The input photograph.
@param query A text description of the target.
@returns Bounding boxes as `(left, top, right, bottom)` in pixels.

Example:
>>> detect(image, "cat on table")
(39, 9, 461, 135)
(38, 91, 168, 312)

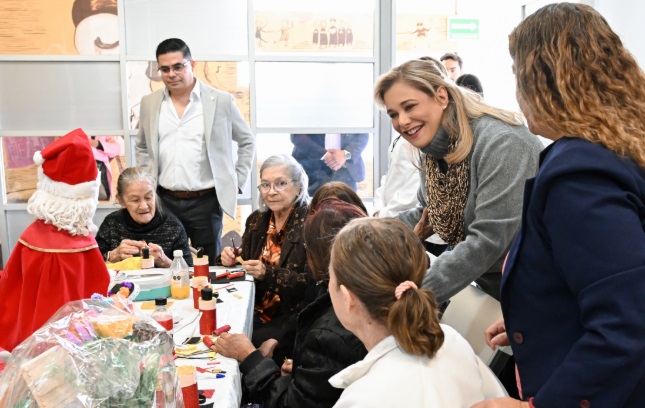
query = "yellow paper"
(140, 300, 174, 310)
(106, 257, 142, 271)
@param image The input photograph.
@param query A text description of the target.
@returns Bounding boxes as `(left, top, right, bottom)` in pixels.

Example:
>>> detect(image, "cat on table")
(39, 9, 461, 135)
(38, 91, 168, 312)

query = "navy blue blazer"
(502, 137, 645, 407)
(290, 134, 368, 195)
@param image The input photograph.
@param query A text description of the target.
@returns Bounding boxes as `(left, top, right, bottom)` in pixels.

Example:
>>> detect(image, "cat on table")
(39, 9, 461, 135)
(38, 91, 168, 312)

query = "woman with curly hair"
(475, 3, 645, 408)
(375, 57, 543, 303)
(328, 218, 505, 406)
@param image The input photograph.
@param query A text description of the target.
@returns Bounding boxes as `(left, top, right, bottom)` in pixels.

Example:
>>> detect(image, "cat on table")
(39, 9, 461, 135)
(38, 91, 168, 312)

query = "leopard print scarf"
(424, 153, 469, 246)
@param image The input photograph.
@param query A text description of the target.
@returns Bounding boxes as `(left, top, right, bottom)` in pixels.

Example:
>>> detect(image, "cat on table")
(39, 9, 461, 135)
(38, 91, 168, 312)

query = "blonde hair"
(375, 59, 523, 164)
(330, 218, 444, 358)
(510, 2, 645, 167)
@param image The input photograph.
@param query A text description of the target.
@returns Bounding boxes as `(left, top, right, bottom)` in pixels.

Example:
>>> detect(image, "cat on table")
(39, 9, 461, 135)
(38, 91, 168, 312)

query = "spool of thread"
(203, 336, 215, 349)
(199, 288, 216, 335)
(177, 365, 199, 408)
(141, 247, 154, 269)
(193, 247, 209, 278)
(227, 271, 244, 280)
(191, 276, 210, 309)
(213, 325, 231, 336)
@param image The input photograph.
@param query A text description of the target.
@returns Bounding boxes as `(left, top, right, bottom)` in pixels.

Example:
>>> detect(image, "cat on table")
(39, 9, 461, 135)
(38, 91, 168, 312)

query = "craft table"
(135, 267, 255, 408)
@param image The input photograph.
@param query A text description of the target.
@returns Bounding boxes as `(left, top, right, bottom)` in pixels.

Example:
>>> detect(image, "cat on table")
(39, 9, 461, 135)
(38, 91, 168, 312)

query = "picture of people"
(396, 15, 457, 52)
(253, 10, 372, 54)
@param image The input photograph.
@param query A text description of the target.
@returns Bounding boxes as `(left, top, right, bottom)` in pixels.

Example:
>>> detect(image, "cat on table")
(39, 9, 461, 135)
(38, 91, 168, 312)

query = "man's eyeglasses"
(158, 60, 190, 74)
(257, 180, 293, 192)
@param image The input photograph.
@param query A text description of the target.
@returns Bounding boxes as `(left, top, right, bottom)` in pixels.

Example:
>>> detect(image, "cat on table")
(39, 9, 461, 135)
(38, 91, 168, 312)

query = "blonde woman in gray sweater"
(375, 59, 543, 303)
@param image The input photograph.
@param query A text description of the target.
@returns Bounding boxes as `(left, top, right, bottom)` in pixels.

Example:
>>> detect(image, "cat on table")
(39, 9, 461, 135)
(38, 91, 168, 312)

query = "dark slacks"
(158, 189, 222, 265)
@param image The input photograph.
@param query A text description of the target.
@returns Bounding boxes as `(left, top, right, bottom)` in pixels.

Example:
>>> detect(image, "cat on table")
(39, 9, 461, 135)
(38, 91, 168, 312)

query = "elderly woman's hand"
(108, 239, 146, 263)
(242, 260, 266, 280)
(221, 246, 237, 266)
(211, 332, 256, 362)
(147, 242, 171, 268)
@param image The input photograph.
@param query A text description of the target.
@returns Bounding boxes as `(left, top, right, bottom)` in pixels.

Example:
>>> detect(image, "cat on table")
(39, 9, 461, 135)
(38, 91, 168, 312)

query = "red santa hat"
(33, 128, 100, 199)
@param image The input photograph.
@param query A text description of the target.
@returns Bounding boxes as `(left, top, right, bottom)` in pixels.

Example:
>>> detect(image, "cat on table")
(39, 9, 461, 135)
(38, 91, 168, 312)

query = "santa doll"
(0, 128, 111, 352)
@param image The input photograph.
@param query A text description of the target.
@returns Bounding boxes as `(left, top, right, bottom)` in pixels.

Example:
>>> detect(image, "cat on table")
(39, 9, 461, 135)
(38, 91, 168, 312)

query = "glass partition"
(256, 133, 374, 198)
(127, 61, 250, 129)
(124, 0, 247, 57)
(255, 62, 374, 128)
(0, 0, 119, 55)
(3, 135, 125, 203)
(0, 62, 122, 131)
(254, 0, 374, 56)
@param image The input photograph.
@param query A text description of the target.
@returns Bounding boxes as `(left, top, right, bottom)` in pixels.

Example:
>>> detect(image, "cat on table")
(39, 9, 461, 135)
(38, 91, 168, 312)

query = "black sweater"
(95, 209, 192, 266)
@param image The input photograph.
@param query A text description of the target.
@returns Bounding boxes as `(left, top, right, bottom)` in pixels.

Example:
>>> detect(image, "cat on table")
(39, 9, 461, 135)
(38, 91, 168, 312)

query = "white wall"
(593, 0, 645, 67)
(453, 0, 525, 111)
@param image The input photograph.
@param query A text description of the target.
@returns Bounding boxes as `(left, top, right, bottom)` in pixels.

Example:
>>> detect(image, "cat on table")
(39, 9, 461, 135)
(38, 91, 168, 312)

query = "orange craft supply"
(177, 365, 199, 408)
(193, 249, 209, 279)
(191, 276, 210, 309)
(199, 288, 217, 336)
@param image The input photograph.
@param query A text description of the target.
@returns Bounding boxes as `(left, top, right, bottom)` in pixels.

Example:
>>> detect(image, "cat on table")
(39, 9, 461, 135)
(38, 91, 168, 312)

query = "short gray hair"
(116, 167, 163, 215)
(258, 154, 309, 212)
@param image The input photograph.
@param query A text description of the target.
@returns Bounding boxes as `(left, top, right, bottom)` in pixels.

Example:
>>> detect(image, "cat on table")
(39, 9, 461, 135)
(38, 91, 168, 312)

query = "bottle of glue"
(199, 287, 217, 335)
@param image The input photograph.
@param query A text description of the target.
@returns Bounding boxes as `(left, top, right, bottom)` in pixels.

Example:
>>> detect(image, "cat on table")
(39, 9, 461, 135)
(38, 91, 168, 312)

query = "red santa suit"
(0, 129, 111, 352)
(0, 221, 109, 351)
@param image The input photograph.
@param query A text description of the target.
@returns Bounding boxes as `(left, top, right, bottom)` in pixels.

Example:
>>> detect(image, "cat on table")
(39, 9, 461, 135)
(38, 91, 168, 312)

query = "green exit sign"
(448, 17, 480, 39)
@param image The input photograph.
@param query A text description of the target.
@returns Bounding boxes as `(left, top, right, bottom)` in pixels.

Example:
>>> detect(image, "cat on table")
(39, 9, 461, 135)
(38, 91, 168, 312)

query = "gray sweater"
(398, 115, 543, 303)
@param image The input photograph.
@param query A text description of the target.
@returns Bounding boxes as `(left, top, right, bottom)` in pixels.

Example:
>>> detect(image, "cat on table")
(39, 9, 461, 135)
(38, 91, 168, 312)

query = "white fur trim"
(33, 151, 44, 165)
(37, 166, 100, 199)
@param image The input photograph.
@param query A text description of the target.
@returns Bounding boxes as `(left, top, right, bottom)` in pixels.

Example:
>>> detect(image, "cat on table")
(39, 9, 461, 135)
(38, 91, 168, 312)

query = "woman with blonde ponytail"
(328, 218, 505, 407)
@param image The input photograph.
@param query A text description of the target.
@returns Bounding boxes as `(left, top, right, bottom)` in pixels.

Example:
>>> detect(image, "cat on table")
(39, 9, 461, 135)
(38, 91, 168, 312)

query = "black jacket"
(242, 203, 309, 316)
(239, 292, 367, 407)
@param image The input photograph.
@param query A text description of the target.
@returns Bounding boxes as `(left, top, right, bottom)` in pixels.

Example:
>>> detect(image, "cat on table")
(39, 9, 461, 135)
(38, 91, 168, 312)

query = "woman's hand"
(242, 260, 266, 280)
(281, 358, 293, 376)
(109, 239, 146, 262)
(221, 246, 237, 266)
(211, 332, 256, 362)
(148, 242, 171, 268)
(485, 316, 510, 349)
(413, 207, 434, 241)
(470, 398, 529, 408)
(258, 338, 279, 358)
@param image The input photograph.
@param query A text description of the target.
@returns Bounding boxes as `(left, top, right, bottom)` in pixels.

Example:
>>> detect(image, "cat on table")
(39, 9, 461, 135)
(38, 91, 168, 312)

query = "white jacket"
(373, 136, 420, 218)
(329, 325, 506, 407)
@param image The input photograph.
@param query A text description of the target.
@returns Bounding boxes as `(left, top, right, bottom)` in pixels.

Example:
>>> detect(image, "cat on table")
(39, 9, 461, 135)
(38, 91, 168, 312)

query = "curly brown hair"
(510, 2, 645, 167)
(330, 218, 444, 358)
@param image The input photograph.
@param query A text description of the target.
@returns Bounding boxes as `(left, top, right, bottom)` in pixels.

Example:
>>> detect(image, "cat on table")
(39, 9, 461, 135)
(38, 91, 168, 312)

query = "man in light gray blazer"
(135, 38, 255, 264)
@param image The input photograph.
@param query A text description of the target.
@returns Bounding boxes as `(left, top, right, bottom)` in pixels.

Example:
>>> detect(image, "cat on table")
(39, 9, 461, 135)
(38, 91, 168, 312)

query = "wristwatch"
(343, 150, 352, 160)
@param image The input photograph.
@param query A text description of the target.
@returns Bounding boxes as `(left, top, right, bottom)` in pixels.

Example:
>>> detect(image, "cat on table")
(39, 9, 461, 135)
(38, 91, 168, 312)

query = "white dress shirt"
(158, 81, 214, 191)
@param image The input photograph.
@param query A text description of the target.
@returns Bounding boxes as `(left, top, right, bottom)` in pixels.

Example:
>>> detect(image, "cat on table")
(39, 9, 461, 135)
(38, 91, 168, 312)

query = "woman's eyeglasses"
(158, 60, 190, 74)
(257, 180, 293, 192)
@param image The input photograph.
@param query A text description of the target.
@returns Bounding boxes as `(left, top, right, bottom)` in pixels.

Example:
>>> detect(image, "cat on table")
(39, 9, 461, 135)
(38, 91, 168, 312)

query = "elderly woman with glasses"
(220, 154, 310, 364)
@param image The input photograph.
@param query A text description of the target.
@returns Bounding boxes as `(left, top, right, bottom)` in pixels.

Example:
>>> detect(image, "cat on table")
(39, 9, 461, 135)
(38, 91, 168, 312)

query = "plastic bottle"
(151, 297, 173, 332)
(170, 250, 190, 299)
(199, 287, 217, 335)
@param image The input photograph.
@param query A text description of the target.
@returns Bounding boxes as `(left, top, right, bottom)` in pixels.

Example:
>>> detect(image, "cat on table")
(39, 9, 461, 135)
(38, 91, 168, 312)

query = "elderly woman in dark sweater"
(213, 198, 367, 407)
(96, 167, 192, 266)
